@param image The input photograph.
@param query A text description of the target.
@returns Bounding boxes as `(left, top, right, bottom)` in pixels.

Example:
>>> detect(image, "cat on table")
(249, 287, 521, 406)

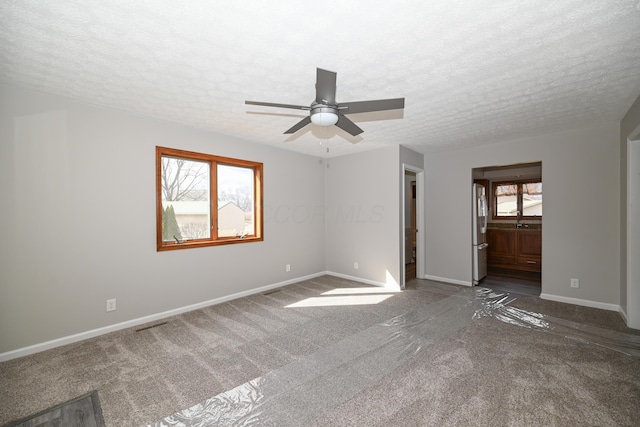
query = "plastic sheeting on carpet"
(148, 284, 640, 427)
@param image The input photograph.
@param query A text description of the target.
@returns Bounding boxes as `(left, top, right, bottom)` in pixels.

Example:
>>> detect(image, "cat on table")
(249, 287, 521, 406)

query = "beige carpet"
(1, 276, 638, 426)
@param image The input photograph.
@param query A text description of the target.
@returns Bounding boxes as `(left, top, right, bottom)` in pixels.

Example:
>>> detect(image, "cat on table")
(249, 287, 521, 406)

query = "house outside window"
(156, 146, 263, 250)
(492, 179, 542, 220)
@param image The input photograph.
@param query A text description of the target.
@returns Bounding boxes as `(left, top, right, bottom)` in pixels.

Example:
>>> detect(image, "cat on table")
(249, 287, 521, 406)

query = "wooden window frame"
(156, 146, 263, 251)
(491, 178, 542, 221)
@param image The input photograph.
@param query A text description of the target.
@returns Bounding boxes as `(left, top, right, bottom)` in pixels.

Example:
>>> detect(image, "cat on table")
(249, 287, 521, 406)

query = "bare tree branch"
(162, 157, 208, 201)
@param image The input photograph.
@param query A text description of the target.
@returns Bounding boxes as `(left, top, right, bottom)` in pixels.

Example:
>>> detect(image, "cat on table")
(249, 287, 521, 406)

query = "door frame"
(402, 164, 424, 289)
(626, 125, 640, 329)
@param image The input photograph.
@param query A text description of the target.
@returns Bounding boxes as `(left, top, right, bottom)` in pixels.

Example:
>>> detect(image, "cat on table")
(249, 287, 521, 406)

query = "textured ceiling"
(1, 1, 640, 158)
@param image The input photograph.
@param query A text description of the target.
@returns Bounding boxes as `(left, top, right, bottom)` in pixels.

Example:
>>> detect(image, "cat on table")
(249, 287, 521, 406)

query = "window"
(492, 179, 542, 220)
(156, 146, 263, 251)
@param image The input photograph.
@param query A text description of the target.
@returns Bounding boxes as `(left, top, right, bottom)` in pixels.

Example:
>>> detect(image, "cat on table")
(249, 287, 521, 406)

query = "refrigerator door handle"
(479, 194, 488, 234)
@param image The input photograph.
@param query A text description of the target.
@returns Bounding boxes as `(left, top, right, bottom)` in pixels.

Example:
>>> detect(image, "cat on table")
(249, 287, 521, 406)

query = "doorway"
(472, 162, 542, 296)
(403, 165, 424, 288)
(406, 178, 417, 280)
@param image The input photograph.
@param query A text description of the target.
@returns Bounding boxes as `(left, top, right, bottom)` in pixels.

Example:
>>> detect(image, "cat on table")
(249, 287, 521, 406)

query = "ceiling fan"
(245, 68, 405, 136)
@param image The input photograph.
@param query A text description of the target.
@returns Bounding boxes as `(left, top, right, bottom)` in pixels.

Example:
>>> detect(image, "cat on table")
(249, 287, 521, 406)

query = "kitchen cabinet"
(487, 229, 516, 266)
(487, 228, 541, 273)
(516, 230, 542, 269)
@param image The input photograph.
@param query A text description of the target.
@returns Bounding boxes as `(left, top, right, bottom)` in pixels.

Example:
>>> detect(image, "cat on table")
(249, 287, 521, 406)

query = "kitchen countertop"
(487, 223, 542, 230)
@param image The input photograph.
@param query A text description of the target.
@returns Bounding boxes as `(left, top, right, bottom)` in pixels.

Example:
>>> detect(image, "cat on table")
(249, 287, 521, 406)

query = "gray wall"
(0, 85, 326, 354)
(620, 93, 640, 327)
(325, 146, 401, 287)
(423, 123, 621, 306)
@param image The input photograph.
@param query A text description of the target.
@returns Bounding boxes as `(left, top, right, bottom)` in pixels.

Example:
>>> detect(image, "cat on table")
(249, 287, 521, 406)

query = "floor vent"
(263, 289, 281, 296)
(136, 321, 168, 332)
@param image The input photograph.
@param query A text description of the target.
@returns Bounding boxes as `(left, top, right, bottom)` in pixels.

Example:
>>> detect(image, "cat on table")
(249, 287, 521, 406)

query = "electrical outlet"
(285, 264, 291, 272)
(570, 278, 580, 288)
(354, 261, 359, 270)
(106, 299, 117, 312)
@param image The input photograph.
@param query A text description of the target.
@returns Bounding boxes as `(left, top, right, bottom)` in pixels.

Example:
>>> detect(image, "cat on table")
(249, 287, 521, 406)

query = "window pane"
(495, 184, 518, 216)
(161, 156, 210, 241)
(217, 164, 254, 238)
(522, 182, 542, 217)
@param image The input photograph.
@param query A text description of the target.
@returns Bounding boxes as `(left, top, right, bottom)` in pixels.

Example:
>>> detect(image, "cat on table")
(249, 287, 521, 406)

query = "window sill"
(157, 236, 263, 251)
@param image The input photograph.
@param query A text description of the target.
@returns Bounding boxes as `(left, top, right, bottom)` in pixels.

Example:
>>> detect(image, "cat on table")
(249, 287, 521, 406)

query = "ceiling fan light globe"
(310, 104, 339, 127)
(310, 111, 339, 127)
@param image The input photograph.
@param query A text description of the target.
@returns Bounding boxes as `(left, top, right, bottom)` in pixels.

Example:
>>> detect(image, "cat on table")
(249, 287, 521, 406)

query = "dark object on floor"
(2, 391, 105, 427)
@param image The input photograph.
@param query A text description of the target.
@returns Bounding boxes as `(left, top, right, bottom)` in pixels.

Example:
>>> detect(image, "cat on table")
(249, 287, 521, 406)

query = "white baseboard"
(0, 272, 326, 362)
(325, 271, 387, 288)
(422, 274, 473, 287)
(619, 305, 628, 323)
(539, 293, 620, 312)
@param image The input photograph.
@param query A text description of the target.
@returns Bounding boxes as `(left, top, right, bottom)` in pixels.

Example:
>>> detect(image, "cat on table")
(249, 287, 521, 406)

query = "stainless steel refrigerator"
(472, 183, 488, 285)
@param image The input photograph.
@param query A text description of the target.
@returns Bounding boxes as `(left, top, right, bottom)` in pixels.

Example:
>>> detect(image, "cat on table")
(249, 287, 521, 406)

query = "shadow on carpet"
(2, 391, 105, 427)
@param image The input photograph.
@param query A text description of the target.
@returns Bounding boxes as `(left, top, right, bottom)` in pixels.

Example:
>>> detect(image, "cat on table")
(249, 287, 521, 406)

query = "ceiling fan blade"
(284, 116, 312, 134)
(335, 114, 364, 136)
(339, 98, 405, 114)
(315, 68, 337, 105)
(245, 100, 310, 110)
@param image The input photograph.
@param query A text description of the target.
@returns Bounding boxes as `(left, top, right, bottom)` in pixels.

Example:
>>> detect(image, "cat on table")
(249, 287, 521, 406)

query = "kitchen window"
(492, 179, 542, 220)
(156, 146, 263, 251)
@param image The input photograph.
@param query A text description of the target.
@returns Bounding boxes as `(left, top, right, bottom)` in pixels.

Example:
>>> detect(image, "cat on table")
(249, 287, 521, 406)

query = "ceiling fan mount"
(246, 68, 404, 136)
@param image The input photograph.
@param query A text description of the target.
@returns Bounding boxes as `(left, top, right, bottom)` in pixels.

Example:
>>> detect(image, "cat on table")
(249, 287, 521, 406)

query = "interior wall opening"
(472, 162, 542, 296)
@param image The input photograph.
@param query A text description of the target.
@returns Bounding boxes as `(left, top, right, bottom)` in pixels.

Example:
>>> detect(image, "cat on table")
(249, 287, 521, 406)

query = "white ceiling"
(1, 0, 640, 158)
